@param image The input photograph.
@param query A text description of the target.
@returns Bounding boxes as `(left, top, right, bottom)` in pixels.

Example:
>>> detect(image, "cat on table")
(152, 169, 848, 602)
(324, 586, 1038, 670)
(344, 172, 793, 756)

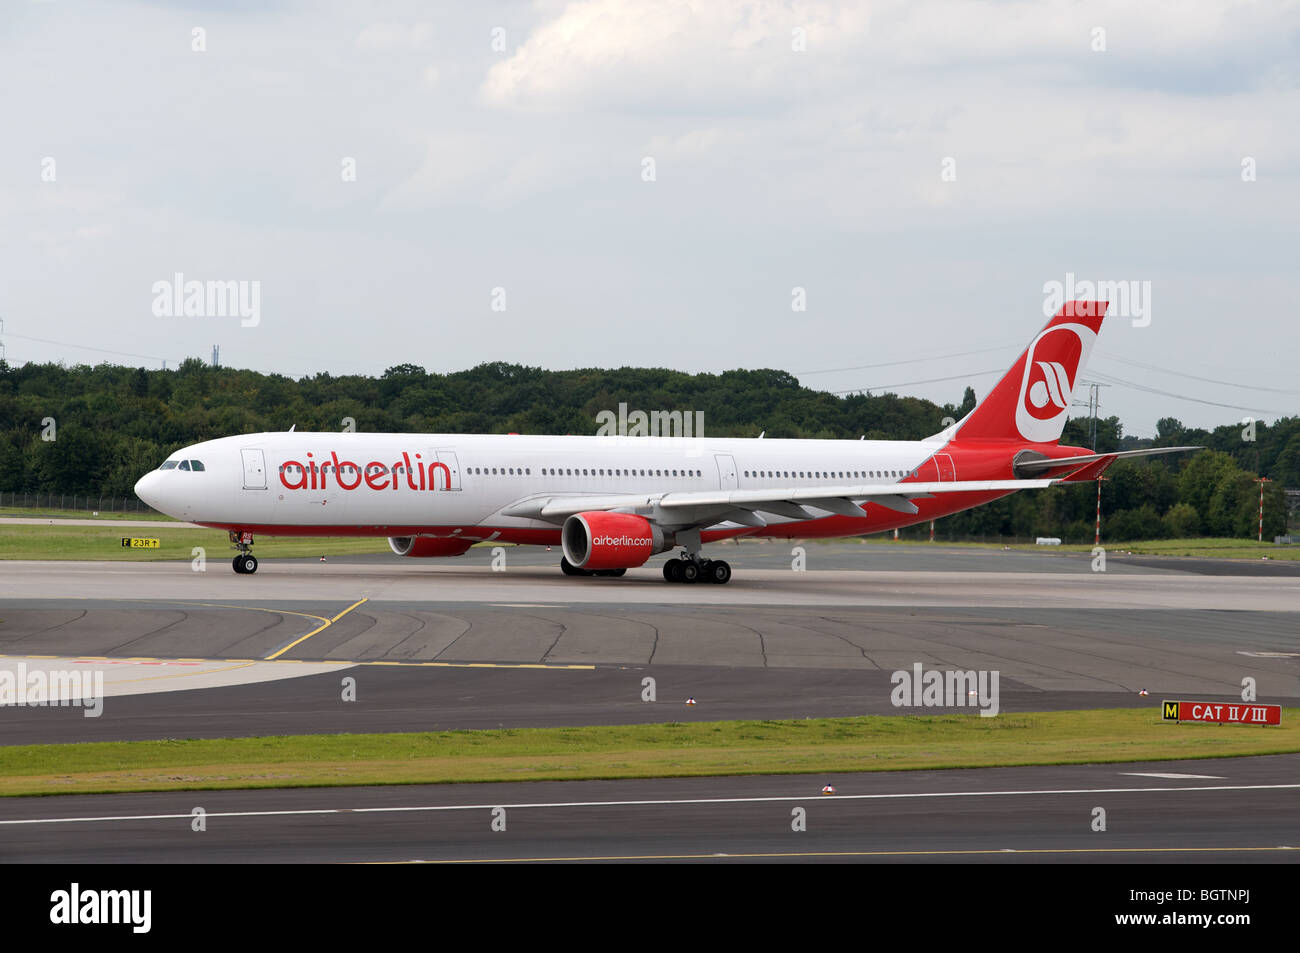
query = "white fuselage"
(135, 431, 953, 540)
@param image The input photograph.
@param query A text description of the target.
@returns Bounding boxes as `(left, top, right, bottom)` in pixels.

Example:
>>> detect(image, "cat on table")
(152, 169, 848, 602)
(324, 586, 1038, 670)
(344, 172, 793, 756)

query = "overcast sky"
(2, 0, 1298, 435)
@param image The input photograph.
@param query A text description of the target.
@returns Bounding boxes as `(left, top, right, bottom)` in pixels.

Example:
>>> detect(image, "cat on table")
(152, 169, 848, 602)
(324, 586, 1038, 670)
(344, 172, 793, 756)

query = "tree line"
(0, 357, 1292, 539)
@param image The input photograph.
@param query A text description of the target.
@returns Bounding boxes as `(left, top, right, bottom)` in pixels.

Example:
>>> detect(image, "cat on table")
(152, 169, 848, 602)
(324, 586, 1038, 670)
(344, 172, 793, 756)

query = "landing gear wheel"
(230, 531, 257, 575)
(560, 557, 585, 577)
(707, 560, 732, 584)
(680, 560, 700, 584)
(602, 568, 627, 577)
(664, 558, 683, 582)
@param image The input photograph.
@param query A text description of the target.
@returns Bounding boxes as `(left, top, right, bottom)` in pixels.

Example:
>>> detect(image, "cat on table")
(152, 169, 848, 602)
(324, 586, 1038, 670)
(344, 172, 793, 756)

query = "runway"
(3, 544, 1296, 863)
(1, 545, 1297, 743)
(2, 754, 1296, 863)
(4, 555, 1299, 610)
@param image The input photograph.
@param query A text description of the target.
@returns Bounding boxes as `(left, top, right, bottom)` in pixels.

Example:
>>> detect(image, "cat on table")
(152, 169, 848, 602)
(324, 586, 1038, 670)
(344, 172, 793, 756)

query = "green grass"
(0, 506, 178, 521)
(1, 519, 1292, 562)
(1078, 537, 1300, 559)
(3, 709, 1297, 797)
(810, 535, 1300, 560)
(0, 523, 389, 560)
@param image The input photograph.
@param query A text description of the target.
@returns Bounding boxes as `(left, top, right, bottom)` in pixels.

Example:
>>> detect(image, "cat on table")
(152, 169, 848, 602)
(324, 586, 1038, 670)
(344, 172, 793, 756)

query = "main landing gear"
(663, 553, 731, 585)
(560, 557, 626, 578)
(230, 531, 258, 574)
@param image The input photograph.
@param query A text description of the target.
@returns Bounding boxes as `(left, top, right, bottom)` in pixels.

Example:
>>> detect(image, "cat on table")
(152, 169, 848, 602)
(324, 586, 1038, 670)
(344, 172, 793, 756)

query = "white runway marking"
(3, 783, 1297, 826)
(0, 656, 354, 698)
(1121, 772, 1226, 779)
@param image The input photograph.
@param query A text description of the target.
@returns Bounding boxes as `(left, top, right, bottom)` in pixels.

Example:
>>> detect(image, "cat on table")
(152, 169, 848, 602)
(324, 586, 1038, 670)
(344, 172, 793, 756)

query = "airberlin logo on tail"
(279, 451, 452, 492)
(1014, 324, 1094, 442)
(1026, 360, 1072, 415)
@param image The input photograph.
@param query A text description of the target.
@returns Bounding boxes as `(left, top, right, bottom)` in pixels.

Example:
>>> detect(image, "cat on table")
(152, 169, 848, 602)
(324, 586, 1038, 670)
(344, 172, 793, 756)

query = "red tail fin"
(952, 301, 1106, 444)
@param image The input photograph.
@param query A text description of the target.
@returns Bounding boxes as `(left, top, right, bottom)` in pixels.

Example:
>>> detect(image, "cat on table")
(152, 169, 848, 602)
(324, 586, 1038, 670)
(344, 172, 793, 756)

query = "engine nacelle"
(388, 536, 475, 558)
(562, 512, 668, 570)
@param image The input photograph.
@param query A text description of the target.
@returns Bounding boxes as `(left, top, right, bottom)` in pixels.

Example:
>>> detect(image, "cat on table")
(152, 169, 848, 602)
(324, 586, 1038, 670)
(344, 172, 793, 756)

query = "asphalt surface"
(0, 544, 1296, 743)
(2, 754, 1296, 863)
(3, 555, 1297, 611)
(0, 662, 1178, 745)
(2, 544, 1296, 864)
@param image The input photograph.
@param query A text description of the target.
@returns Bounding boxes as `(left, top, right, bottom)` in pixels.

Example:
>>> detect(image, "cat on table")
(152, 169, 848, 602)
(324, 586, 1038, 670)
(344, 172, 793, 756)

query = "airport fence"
(0, 491, 164, 516)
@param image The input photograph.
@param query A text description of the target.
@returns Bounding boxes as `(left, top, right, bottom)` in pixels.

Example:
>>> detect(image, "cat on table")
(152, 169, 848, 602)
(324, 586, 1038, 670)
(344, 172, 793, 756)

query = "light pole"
(1095, 476, 1105, 547)
(1257, 477, 1271, 543)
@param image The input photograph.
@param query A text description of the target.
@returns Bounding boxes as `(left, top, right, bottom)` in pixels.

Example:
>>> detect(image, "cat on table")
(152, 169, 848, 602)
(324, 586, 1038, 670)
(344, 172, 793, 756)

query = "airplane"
(133, 301, 1199, 582)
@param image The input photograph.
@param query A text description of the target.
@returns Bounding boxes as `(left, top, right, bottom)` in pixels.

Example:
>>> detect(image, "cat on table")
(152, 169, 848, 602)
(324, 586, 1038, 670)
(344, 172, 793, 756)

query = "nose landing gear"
(229, 531, 258, 574)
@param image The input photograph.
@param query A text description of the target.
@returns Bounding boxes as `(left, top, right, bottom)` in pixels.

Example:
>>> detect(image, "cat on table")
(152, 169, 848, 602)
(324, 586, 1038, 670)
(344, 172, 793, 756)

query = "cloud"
(482, 0, 870, 112)
(482, 0, 1299, 114)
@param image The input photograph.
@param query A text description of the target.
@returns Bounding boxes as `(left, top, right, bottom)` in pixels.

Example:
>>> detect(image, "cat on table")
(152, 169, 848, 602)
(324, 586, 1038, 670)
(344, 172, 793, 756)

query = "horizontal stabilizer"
(1015, 446, 1202, 474)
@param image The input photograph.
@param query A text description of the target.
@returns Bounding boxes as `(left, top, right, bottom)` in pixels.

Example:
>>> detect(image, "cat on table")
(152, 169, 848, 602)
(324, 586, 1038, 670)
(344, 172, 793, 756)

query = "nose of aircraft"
(134, 471, 161, 510)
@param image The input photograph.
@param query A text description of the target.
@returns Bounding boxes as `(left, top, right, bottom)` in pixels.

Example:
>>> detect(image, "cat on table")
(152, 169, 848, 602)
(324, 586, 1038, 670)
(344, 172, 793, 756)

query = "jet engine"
(561, 512, 669, 570)
(388, 536, 475, 558)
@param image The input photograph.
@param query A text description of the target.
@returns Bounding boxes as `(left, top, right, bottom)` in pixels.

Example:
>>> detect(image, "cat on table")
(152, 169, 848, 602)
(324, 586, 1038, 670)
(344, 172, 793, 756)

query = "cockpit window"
(190, 460, 205, 471)
(178, 460, 191, 471)
(159, 460, 179, 470)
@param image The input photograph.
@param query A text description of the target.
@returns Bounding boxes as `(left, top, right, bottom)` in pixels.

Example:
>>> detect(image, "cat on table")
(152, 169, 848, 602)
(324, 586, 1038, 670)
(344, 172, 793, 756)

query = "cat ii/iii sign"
(1162, 700, 1280, 725)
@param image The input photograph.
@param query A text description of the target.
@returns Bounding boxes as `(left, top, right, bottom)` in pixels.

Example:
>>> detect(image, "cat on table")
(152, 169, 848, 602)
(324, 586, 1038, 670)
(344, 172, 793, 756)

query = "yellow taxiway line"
(264, 597, 369, 660)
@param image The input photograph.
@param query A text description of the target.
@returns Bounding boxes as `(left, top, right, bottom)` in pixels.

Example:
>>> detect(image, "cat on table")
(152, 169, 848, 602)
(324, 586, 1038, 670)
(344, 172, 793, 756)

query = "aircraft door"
(432, 450, 462, 490)
(715, 453, 739, 490)
(241, 449, 267, 489)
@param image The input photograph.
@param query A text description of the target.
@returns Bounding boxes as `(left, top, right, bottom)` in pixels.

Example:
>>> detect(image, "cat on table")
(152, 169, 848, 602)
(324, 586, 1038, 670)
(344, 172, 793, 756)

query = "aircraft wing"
(503, 478, 1057, 525)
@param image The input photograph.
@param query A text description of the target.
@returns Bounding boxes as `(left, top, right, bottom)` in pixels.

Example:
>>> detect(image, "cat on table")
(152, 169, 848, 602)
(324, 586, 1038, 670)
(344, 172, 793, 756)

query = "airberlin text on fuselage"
(278, 451, 451, 492)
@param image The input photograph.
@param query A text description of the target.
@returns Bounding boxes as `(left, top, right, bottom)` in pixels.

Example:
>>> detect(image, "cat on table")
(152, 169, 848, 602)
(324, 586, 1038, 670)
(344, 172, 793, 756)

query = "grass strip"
(2, 708, 1297, 797)
(0, 524, 388, 560)
(806, 536, 1300, 560)
(1, 525, 1293, 562)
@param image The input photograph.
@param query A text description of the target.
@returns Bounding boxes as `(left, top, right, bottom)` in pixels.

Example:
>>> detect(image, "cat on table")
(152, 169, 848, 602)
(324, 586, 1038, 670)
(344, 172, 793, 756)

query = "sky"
(2, 0, 1298, 437)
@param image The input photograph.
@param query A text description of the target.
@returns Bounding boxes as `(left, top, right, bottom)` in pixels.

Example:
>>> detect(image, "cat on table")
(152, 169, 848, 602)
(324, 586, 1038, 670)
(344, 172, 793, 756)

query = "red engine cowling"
(388, 536, 475, 558)
(562, 512, 666, 570)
